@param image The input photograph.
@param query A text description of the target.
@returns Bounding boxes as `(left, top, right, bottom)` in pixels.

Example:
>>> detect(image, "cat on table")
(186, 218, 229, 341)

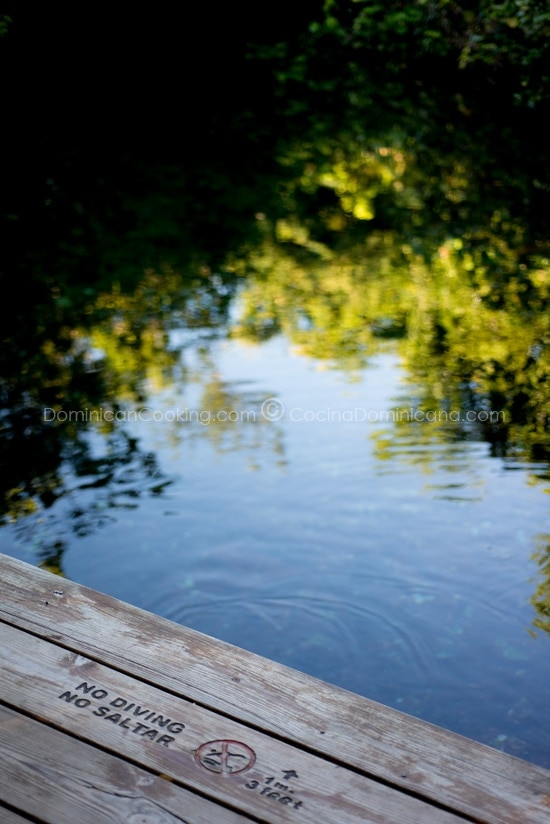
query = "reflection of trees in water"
(0, 269, 194, 556)
(230, 174, 550, 466)
(86, 267, 236, 401)
(0, 268, 286, 566)
(4, 425, 172, 577)
(531, 537, 550, 636)
(190, 371, 286, 470)
(227, 164, 550, 636)
(1, 0, 549, 623)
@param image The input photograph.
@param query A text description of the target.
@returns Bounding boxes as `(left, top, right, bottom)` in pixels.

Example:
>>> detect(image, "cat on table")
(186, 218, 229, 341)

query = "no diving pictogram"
(195, 740, 256, 775)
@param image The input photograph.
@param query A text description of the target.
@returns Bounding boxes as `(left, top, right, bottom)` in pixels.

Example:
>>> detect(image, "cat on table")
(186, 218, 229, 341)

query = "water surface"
(3, 313, 549, 767)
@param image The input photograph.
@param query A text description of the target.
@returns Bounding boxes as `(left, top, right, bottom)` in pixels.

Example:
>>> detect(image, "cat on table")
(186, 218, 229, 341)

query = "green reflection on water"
(1, 114, 550, 644)
(231, 188, 550, 467)
(531, 535, 550, 636)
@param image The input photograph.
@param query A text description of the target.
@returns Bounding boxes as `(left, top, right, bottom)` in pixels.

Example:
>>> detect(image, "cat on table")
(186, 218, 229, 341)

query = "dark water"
(2, 288, 549, 767)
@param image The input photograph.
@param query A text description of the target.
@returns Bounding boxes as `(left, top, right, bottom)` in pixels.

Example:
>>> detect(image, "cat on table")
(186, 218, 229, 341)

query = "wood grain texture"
(0, 806, 35, 824)
(0, 622, 463, 824)
(0, 704, 254, 824)
(1, 554, 549, 824)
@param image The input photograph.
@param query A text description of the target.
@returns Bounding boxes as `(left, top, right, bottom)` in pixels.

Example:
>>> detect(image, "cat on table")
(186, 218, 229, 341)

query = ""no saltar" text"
(57, 682, 186, 748)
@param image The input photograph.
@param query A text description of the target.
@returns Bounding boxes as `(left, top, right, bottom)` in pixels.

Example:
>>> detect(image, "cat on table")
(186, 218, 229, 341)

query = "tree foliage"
(304, 0, 550, 110)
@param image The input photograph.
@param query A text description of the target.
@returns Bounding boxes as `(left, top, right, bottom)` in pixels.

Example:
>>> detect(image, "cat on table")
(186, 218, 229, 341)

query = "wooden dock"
(0, 553, 548, 823)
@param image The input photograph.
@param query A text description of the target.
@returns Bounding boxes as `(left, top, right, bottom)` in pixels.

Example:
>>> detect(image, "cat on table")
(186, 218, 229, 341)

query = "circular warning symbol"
(195, 740, 256, 775)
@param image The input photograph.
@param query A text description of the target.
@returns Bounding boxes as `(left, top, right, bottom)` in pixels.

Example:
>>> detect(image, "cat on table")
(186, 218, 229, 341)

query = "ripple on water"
(146, 571, 518, 710)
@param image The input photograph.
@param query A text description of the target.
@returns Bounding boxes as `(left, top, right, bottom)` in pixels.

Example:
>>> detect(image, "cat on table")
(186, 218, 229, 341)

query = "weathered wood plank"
(1, 554, 549, 824)
(0, 806, 35, 824)
(0, 703, 255, 824)
(0, 622, 463, 824)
